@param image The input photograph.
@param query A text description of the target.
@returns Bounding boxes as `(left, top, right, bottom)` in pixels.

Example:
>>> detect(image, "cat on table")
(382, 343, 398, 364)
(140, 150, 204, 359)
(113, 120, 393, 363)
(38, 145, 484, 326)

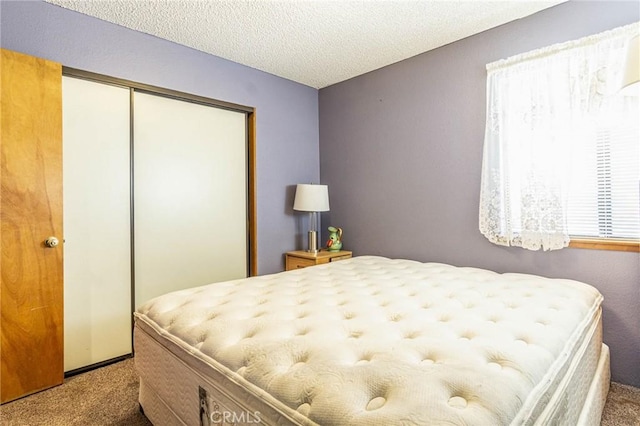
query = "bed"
(133, 256, 610, 425)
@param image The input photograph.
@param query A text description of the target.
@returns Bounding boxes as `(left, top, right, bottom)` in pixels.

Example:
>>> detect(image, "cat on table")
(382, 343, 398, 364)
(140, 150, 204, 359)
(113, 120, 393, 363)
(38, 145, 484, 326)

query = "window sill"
(569, 238, 640, 253)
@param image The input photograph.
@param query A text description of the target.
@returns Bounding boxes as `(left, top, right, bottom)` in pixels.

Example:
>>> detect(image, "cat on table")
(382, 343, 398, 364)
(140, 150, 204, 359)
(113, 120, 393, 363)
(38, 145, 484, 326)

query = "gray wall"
(0, 0, 319, 275)
(320, 1, 640, 387)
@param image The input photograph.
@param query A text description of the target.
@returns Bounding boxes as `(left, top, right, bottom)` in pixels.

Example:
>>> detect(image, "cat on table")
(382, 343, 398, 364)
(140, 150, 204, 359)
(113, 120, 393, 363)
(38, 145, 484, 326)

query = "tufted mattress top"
(135, 256, 603, 425)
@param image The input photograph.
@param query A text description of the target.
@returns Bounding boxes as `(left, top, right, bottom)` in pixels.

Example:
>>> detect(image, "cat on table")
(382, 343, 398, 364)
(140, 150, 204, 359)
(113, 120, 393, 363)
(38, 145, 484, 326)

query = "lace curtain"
(479, 23, 639, 251)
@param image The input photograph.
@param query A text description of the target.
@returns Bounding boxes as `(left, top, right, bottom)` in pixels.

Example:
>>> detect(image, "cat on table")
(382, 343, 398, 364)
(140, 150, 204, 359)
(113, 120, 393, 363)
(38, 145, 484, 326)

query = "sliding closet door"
(62, 76, 132, 371)
(134, 92, 247, 307)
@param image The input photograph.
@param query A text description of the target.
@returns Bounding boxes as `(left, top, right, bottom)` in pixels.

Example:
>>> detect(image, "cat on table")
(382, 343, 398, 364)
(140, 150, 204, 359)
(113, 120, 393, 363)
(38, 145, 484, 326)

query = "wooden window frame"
(569, 238, 639, 252)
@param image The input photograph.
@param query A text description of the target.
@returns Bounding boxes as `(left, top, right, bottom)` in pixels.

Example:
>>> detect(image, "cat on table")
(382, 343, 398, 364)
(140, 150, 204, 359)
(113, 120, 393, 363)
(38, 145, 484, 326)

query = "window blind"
(567, 100, 639, 240)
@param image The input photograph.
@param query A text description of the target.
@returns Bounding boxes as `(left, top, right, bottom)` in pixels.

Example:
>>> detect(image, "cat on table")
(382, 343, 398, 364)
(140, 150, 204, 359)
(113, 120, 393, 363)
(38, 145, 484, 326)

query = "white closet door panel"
(62, 77, 131, 371)
(134, 92, 247, 307)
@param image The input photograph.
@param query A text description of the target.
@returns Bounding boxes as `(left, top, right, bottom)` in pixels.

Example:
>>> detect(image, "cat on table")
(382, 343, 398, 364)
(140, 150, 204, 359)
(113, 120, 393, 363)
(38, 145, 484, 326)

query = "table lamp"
(293, 184, 330, 253)
(620, 34, 639, 96)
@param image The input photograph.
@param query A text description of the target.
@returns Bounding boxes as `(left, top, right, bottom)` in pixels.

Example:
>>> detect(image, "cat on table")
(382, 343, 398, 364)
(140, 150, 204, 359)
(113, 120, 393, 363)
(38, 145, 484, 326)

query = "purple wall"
(320, 1, 640, 387)
(0, 0, 319, 275)
(3, 0, 638, 388)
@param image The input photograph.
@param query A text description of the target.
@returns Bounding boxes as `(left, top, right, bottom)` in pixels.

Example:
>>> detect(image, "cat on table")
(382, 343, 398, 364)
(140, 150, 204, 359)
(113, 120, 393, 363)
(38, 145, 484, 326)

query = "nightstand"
(285, 250, 353, 271)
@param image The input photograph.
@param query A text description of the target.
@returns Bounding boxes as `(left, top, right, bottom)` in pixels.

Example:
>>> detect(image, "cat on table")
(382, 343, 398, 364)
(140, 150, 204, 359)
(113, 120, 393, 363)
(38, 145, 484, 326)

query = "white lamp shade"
(620, 34, 639, 96)
(293, 184, 330, 212)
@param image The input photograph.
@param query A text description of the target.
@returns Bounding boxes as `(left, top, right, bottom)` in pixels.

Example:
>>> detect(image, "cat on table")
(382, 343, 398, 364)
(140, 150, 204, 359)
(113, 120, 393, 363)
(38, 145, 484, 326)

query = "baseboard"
(64, 354, 133, 378)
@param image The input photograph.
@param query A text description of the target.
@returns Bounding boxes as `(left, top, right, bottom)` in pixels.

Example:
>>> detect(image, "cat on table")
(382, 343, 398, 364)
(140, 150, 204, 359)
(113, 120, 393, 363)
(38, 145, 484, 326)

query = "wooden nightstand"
(285, 250, 353, 271)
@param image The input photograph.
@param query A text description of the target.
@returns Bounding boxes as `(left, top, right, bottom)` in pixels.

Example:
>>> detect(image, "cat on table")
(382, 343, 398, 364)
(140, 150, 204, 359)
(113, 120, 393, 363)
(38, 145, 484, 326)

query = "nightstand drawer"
(286, 256, 317, 270)
(330, 254, 351, 262)
(285, 250, 353, 271)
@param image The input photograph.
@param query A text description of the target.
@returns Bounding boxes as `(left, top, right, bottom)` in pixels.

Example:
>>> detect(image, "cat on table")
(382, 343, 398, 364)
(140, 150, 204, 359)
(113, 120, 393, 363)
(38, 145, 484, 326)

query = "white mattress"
(134, 256, 608, 425)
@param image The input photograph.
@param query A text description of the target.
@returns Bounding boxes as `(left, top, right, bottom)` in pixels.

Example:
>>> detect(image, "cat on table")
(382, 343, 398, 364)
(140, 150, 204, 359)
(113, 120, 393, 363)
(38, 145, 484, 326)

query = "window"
(479, 23, 639, 251)
(567, 100, 639, 241)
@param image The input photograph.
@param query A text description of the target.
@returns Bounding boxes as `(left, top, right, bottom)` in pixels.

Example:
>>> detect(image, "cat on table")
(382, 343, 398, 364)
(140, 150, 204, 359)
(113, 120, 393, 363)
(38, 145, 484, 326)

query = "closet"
(62, 75, 251, 372)
(1, 49, 256, 401)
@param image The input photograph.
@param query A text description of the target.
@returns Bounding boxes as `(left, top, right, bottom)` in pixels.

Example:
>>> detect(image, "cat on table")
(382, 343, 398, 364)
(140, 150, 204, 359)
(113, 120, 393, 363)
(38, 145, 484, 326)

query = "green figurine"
(326, 226, 343, 252)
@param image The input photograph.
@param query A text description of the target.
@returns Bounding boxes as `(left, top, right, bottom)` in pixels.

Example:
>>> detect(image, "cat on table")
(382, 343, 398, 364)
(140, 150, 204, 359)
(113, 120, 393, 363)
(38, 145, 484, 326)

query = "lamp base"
(306, 230, 318, 254)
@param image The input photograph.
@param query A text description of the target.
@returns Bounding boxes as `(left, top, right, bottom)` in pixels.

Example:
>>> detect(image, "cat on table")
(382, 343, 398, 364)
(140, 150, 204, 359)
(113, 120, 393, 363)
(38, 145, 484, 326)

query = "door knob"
(44, 237, 59, 248)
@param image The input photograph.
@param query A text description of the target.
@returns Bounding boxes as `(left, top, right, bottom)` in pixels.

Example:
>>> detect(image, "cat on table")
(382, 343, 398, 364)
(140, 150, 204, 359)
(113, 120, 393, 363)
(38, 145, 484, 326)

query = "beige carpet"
(1, 358, 150, 426)
(1, 357, 639, 425)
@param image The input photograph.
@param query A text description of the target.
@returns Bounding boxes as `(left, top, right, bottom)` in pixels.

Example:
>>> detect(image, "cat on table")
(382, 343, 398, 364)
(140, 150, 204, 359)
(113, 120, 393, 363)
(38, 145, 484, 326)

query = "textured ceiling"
(44, 0, 566, 89)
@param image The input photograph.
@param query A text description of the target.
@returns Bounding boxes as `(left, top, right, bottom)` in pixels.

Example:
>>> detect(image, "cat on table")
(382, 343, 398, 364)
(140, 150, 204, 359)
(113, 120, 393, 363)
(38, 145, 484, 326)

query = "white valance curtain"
(479, 23, 639, 251)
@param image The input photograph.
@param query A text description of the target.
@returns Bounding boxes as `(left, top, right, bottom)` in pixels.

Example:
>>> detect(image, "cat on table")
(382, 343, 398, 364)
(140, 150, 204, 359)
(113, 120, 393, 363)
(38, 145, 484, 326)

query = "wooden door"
(1, 49, 64, 403)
